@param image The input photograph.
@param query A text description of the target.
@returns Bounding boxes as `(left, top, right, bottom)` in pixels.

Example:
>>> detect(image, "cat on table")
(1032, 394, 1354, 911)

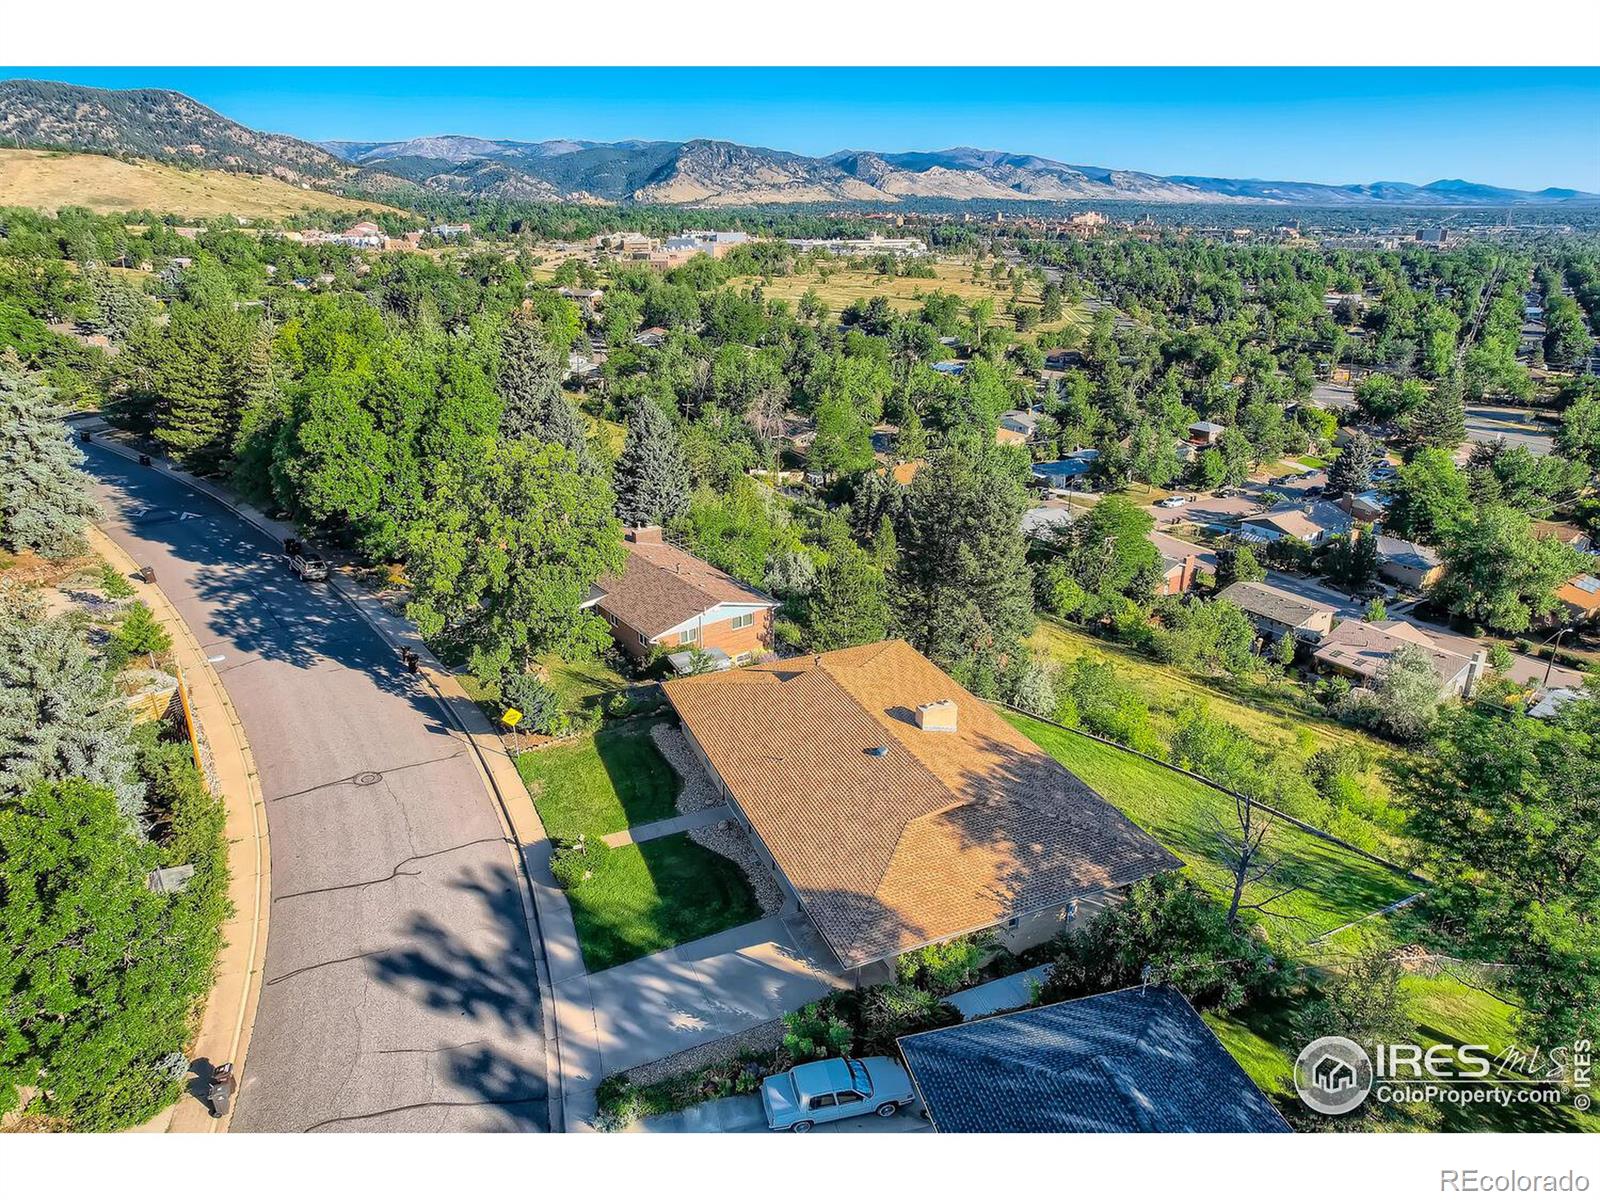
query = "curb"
(87, 525, 270, 1134)
(81, 426, 567, 1133)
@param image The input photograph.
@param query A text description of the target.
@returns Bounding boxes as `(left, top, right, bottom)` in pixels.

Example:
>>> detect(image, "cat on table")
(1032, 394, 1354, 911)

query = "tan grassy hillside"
(0, 149, 403, 219)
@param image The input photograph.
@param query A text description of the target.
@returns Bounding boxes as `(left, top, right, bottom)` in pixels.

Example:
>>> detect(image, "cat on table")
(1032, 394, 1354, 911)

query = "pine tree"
(0, 357, 100, 557)
(613, 397, 690, 528)
(1405, 369, 1467, 453)
(497, 315, 565, 440)
(541, 391, 595, 474)
(1327, 429, 1379, 496)
(0, 587, 144, 822)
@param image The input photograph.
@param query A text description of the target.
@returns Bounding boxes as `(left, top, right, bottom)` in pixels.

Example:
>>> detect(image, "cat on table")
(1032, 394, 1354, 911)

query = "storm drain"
(353, 771, 383, 787)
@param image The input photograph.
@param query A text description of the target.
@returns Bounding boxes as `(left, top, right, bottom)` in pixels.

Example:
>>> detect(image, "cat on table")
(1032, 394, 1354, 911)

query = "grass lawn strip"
(515, 719, 681, 839)
(1003, 710, 1416, 949)
(566, 832, 763, 972)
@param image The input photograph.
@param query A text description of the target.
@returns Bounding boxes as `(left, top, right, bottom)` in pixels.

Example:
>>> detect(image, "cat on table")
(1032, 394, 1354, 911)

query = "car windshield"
(847, 1059, 871, 1092)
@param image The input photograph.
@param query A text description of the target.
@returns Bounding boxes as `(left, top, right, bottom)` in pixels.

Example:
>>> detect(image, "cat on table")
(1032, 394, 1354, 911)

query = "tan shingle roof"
(593, 540, 774, 640)
(663, 641, 1180, 967)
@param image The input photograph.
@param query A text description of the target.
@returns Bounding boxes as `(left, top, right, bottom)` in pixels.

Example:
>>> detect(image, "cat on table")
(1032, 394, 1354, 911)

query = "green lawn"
(567, 833, 763, 972)
(516, 719, 681, 839)
(1028, 618, 1405, 847)
(1004, 710, 1418, 949)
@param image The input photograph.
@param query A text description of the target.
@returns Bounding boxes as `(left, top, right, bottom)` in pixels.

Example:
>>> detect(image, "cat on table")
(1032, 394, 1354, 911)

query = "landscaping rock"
(650, 723, 719, 814)
(689, 819, 783, 915)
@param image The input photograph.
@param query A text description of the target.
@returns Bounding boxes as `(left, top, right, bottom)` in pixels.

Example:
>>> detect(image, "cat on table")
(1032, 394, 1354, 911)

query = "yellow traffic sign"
(501, 707, 523, 729)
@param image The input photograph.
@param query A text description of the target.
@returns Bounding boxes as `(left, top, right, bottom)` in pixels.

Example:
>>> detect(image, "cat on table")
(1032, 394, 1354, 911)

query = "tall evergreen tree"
(497, 315, 565, 441)
(1405, 369, 1467, 453)
(893, 440, 1035, 694)
(0, 358, 100, 557)
(122, 302, 252, 471)
(0, 587, 143, 821)
(1327, 429, 1379, 496)
(613, 397, 690, 528)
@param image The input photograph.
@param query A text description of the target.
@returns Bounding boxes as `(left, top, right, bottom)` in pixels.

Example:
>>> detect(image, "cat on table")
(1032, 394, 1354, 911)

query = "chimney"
(916, 700, 959, 732)
(626, 525, 663, 544)
(1463, 649, 1489, 698)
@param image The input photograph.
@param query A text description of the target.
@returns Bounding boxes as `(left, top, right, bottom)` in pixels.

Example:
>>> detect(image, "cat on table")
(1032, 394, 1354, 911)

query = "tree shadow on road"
(364, 862, 549, 1131)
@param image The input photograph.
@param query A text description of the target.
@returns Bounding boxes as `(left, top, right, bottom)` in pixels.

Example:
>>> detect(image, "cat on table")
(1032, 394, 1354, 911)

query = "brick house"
(587, 527, 777, 672)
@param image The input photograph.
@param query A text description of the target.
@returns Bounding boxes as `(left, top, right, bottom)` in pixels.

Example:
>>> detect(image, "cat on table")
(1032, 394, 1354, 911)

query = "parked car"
(1155, 495, 1190, 508)
(761, 1057, 916, 1131)
(289, 552, 329, 582)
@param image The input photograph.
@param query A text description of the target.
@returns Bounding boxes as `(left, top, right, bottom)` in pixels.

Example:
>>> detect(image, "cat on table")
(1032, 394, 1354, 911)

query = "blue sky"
(8, 67, 1599, 190)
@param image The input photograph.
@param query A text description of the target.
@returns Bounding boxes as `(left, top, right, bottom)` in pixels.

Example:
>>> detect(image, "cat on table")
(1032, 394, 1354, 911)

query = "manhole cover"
(353, 771, 382, 787)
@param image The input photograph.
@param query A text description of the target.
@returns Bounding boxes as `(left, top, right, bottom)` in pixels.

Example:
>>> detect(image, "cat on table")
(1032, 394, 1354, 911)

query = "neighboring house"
(997, 409, 1040, 447)
(1032, 449, 1100, 489)
(930, 360, 967, 377)
(1217, 581, 1338, 644)
(1187, 419, 1226, 445)
(1043, 347, 1086, 372)
(1337, 490, 1389, 523)
(1238, 501, 1354, 547)
(1376, 535, 1443, 590)
(1533, 521, 1596, 556)
(1312, 619, 1484, 697)
(661, 640, 1180, 976)
(1529, 687, 1590, 720)
(1553, 575, 1600, 624)
(1149, 530, 1216, 595)
(631, 326, 669, 348)
(897, 984, 1291, 1133)
(587, 527, 777, 671)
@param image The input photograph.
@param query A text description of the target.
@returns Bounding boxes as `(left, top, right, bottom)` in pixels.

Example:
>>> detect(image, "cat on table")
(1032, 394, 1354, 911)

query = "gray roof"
(1375, 535, 1441, 571)
(1217, 580, 1336, 628)
(899, 985, 1291, 1133)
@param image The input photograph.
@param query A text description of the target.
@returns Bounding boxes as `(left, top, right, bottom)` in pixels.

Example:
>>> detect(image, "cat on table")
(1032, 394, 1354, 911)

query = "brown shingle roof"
(663, 641, 1180, 967)
(593, 540, 774, 641)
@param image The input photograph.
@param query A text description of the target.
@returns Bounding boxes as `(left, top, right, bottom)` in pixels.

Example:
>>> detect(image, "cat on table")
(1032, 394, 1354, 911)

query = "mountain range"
(3, 78, 1594, 209)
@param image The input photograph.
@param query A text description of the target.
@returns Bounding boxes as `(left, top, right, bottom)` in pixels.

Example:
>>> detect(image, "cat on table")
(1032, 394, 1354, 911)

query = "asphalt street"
(83, 446, 548, 1133)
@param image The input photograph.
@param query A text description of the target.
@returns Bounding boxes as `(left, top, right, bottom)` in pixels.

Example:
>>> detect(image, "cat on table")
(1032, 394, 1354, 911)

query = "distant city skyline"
(5, 66, 1598, 192)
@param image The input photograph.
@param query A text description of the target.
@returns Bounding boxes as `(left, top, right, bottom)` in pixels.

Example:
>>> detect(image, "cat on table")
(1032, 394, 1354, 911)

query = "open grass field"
(1027, 618, 1404, 842)
(0, 149, 403, 219)
(515, 718, 680, 839)
(727, 258, 1090, 337)
(565, 833, 763, 972)
(1002, 710, 1417, 949)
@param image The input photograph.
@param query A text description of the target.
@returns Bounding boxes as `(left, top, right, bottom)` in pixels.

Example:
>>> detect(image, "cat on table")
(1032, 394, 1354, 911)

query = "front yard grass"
(567, 833, 763, 972)
(1003, 710, 1417, 949)
(516, 719, 680, 839)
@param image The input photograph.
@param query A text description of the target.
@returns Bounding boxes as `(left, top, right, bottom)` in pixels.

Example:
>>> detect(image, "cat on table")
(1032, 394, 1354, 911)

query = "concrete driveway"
(632, 1094, 930, 1134)
(83, 447, 548, 1132)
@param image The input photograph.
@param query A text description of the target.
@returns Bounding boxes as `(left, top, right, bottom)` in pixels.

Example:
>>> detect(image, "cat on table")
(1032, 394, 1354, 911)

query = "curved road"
(84, 445, 548, 1132)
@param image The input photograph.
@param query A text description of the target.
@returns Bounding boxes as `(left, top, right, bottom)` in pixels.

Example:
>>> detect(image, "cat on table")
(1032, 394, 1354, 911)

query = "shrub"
(1040, 875, 1290, 1013)
(858, 984, 960, 1055)
(782, 999, 854, 1062)
(549, 833, 610, 889)
(1006, 658, 1057, 719)
(106, 600, 172, 670)
(896, 933, 993, 994)
(98, 561, 135, 599)
(604, 690, 636, 719)
(500, 672, 567, 736)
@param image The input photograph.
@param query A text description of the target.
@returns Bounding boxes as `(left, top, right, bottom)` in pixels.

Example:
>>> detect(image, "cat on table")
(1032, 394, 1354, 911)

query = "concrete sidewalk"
(600, 804, 732, 848)
(89, 526, 270, 1133)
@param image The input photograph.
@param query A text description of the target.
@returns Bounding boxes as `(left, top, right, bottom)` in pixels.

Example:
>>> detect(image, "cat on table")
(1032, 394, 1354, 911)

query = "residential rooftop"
(1217, 580, 1338, 628)
(590, 529, 774, 641)
(662, 640, 1179, 968)
(898, 984, 1291, 1133)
